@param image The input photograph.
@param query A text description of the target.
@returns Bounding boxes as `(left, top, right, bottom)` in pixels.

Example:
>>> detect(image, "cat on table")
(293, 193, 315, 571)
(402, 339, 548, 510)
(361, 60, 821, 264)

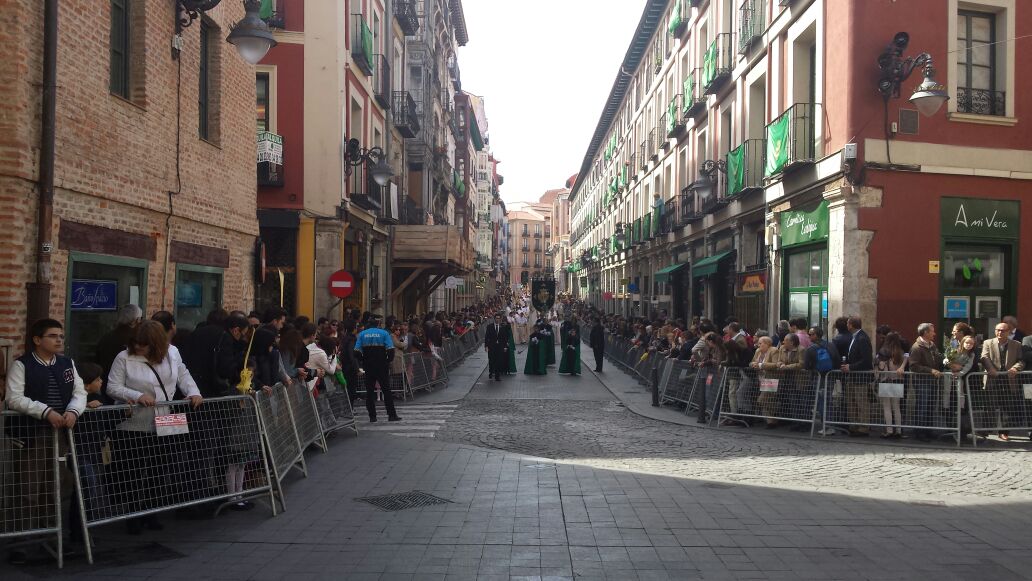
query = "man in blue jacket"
(354, 316, 402, 423)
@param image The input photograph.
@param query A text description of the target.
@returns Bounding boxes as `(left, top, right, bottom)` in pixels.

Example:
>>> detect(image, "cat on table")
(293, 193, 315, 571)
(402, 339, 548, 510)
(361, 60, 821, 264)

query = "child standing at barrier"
(75, 362, 113, 520)
(876, 333, 907, 439)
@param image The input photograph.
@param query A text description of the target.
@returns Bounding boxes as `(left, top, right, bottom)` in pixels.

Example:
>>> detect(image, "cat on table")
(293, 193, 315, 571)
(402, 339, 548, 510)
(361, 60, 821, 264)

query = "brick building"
(0, 1, 259, 359)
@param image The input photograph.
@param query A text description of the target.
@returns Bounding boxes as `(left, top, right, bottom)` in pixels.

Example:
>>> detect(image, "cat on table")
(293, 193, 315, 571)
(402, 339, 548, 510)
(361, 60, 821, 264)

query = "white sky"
(457, 0, 647, 205)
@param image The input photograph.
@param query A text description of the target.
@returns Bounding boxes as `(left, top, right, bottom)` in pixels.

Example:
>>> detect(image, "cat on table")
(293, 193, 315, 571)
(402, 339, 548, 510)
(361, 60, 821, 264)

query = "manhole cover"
(356, 490, 453, 511)
(894, 457, 954, 467)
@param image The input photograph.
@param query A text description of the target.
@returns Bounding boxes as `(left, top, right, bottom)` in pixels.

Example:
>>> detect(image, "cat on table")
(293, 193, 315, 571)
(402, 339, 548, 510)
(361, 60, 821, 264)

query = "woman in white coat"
(106, 320, 203, 533)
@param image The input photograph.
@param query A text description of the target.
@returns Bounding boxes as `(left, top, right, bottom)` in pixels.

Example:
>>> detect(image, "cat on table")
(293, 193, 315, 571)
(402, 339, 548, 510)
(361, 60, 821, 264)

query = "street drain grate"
(356, 490, 453, 511)
(894, 457, 954, 467)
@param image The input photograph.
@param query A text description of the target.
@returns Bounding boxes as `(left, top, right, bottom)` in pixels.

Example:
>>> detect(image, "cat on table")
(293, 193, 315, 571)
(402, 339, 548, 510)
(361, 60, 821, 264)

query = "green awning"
(692, 251, 734, 278)
(654, 262, 688, 284)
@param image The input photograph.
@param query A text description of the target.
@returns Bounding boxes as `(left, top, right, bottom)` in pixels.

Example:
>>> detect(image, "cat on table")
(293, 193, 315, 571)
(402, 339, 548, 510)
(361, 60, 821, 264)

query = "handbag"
(877, 382, 904, 398)
(146, 362, 189, 437)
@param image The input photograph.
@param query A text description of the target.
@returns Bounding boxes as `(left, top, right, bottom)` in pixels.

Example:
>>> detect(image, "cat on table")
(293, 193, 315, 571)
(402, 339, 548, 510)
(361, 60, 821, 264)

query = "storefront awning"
(692, 251, 734, 278)
(654, 262, 688, 283)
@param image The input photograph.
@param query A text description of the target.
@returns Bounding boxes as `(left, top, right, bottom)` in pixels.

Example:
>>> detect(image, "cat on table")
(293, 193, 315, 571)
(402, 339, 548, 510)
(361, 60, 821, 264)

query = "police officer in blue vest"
(353, 315, 402, 423)
(5, 318, 88, 561)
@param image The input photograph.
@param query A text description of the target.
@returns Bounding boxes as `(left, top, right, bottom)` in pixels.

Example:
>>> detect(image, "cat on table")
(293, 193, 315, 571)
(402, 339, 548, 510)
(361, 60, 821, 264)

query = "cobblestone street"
(4, 347, 1032, 580)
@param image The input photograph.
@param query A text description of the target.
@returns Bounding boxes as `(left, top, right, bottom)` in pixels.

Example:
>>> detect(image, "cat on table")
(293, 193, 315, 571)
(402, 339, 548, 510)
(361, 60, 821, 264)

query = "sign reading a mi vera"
(941, 198, 1019, 239)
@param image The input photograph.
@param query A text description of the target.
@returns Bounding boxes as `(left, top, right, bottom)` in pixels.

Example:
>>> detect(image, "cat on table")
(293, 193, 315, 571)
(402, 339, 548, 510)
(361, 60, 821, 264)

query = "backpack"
(814, 343, 833, 373)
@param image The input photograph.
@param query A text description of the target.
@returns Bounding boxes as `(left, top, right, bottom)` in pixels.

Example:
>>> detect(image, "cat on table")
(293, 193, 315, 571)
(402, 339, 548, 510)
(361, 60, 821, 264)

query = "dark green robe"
(558, 326, 581, 375)
(506, 327, 517, 373)
(523, 333, 547, 375)
(543, 329, 556, 365)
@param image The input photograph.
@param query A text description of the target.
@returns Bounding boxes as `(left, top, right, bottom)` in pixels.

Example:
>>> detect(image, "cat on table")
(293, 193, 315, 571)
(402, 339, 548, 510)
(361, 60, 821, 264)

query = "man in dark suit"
(980, 321, 1025, 440)
(589, 317, 606, 372)
(483, 313, 510, 382)
(840, 315, 873, 436)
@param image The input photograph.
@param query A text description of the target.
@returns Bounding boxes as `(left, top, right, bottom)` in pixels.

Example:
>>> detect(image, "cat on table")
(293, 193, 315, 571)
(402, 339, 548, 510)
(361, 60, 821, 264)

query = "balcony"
(666, 94, 685, 138)
(702, 33, 734, 94)
(643, 212, 653, 241)
(764, 102, 821, 178)
(632, 218, 642, 246)
(627, 154, 637, 181)
(957, 88, 1006, 116)
(684, 69, 706, 118)
(260, 0, 285, 29)
(395, 0, 420, 36)
(522, 229, 529, 237)
(639, 139, 649, 170)
(399, 196, 426, 225)
(378, 183, 399, 225)
(350, 15, 374, 76)
(669, 0, 688, 37)
(648, 128, 659, 161)
(680, 188, 704, 224)
(660, 197, 680, 233)
(533, 231, 542, 238)
(738, 0, 765, 54)
(373, 54, 391, 109)
(393, 224, 474, 271)
(349, 164, 382, 213)
(392, 91, 420, 138)
(697, 169, 728, 215)
(725, 138, 765, 197)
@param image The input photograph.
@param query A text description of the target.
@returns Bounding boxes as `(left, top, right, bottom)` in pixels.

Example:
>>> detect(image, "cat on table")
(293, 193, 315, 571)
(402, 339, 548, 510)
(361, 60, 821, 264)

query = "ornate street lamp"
(343, 138, 393, 186)
(688, 159, 726, 207)
(176, 0, 278, 65)
(614, 222, 628, 248)
(877, 32, 948, 117)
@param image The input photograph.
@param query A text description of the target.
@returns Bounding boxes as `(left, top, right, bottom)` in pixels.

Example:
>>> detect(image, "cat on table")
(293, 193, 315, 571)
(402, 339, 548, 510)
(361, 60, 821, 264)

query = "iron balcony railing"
(669, 0, 688, 37)
(399, 197, 426, 225)
(349, 163, 382, 212)
(702, 33, 734, 94)
(957, 87, 1006, 116)
(350, 15, 374, 76)
(680, 188, 704, 224)
(392, 91, 420, 138)
(648, 127, 659, 160)
(373, 54, 391, 109)
(639, 139, 649, 170)
(725, 138, 765, 197)
(684, 68, 706, 118)
(738, 0, 765, 54)
(661, 197, 679, 233)
(764, 102, 821, 178)
(395, 0, 420, 36)
(698, 168, 728, 214)
(666, 93, 685, 137)
(627, 155, 637, 181)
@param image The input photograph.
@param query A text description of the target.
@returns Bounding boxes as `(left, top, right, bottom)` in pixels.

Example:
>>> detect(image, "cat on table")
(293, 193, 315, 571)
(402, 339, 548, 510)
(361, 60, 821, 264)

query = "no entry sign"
(327, 270, 355, 299)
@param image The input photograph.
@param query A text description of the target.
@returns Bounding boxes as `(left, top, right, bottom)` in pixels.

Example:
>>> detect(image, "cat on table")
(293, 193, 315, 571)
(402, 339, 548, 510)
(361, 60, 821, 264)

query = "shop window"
(66, 253, 148, 363)
(785, 247, 827, 329)
(943, 248, 1005, 289)
(175, 265, 224, 332)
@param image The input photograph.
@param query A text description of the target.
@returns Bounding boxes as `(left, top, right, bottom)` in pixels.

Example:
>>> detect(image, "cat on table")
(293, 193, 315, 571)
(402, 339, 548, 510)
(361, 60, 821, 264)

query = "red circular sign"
(327, 270, 355, 299)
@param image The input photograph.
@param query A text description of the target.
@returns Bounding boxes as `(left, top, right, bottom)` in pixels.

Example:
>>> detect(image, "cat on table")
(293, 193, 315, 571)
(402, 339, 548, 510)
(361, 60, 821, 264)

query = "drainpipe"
(26, 0, 58, 336)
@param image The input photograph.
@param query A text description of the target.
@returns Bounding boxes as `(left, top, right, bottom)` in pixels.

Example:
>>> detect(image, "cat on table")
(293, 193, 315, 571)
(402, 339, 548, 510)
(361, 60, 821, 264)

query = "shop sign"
(944, 296, 969, 319)
(257, 131, 283, 165)
(70, 279, 118, 311)
(738, 272, 767, 294)
(941, 198, 1019, 240)
(780, 201, 829, 247)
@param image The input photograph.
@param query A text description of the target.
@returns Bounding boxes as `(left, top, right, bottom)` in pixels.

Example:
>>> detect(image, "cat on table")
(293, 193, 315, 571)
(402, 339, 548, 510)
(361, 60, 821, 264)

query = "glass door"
(175, 266, 224, 332)
(784, 245, 828, 330)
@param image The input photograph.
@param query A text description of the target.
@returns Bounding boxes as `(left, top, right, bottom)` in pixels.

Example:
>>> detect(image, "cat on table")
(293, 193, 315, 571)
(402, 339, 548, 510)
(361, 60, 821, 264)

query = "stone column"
(824, 182, 878, 332)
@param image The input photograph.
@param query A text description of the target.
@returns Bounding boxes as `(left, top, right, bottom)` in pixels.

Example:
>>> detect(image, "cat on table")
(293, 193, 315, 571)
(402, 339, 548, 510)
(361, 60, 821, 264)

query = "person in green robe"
(558, 318, 582, 376)
(523, 324, 548, 375)
(537, 317, 556, 365)
(505, 321, 517, 374)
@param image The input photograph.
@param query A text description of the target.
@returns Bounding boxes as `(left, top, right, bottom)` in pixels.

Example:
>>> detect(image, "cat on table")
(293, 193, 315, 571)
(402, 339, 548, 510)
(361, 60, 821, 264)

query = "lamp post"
(343, 138, 393, 186)
(689, 159, 726, 209)
(877, 32, 948, 117)
(176, 0, 278, 64)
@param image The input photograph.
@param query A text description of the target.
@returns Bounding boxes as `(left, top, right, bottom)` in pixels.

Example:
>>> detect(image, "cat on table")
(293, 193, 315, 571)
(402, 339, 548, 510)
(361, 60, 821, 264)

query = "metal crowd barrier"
(966, 371, 1032, 447)
(404, 352, 449, 394)
(255, 385, 307, 508)
(716, 368, 822, 433)
(69, 396, 277, 564)
(283, 381, 329, 453)
(311, 377, 358, 437)
(0, 413, 66, 567)
(823, 370, 963, 444)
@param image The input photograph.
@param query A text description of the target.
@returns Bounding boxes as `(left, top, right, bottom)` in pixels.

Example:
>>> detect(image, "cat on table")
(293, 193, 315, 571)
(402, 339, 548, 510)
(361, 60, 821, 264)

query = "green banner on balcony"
(704, 42, 717, 87)
(683, 72, 694, 111)
(668, 1, 682, 35)
(727, 144, 745, 195)
(667, 99, 677, 133)
(765, 113, 790, 176)
(260, 0, 273, 19)
(620, 165, 628, 187)
(361, 20, 374, 72)
(643, 213, 652, 239)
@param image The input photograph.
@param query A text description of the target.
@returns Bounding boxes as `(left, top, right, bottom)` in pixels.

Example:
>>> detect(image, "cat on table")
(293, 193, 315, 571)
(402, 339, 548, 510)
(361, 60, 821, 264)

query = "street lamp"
(877, 32, 948, 117)
(689, 159, 726, 207)
(614, 222, 628, 247)
(176, 0, 277, 64)
(343, 138, 394, 186)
